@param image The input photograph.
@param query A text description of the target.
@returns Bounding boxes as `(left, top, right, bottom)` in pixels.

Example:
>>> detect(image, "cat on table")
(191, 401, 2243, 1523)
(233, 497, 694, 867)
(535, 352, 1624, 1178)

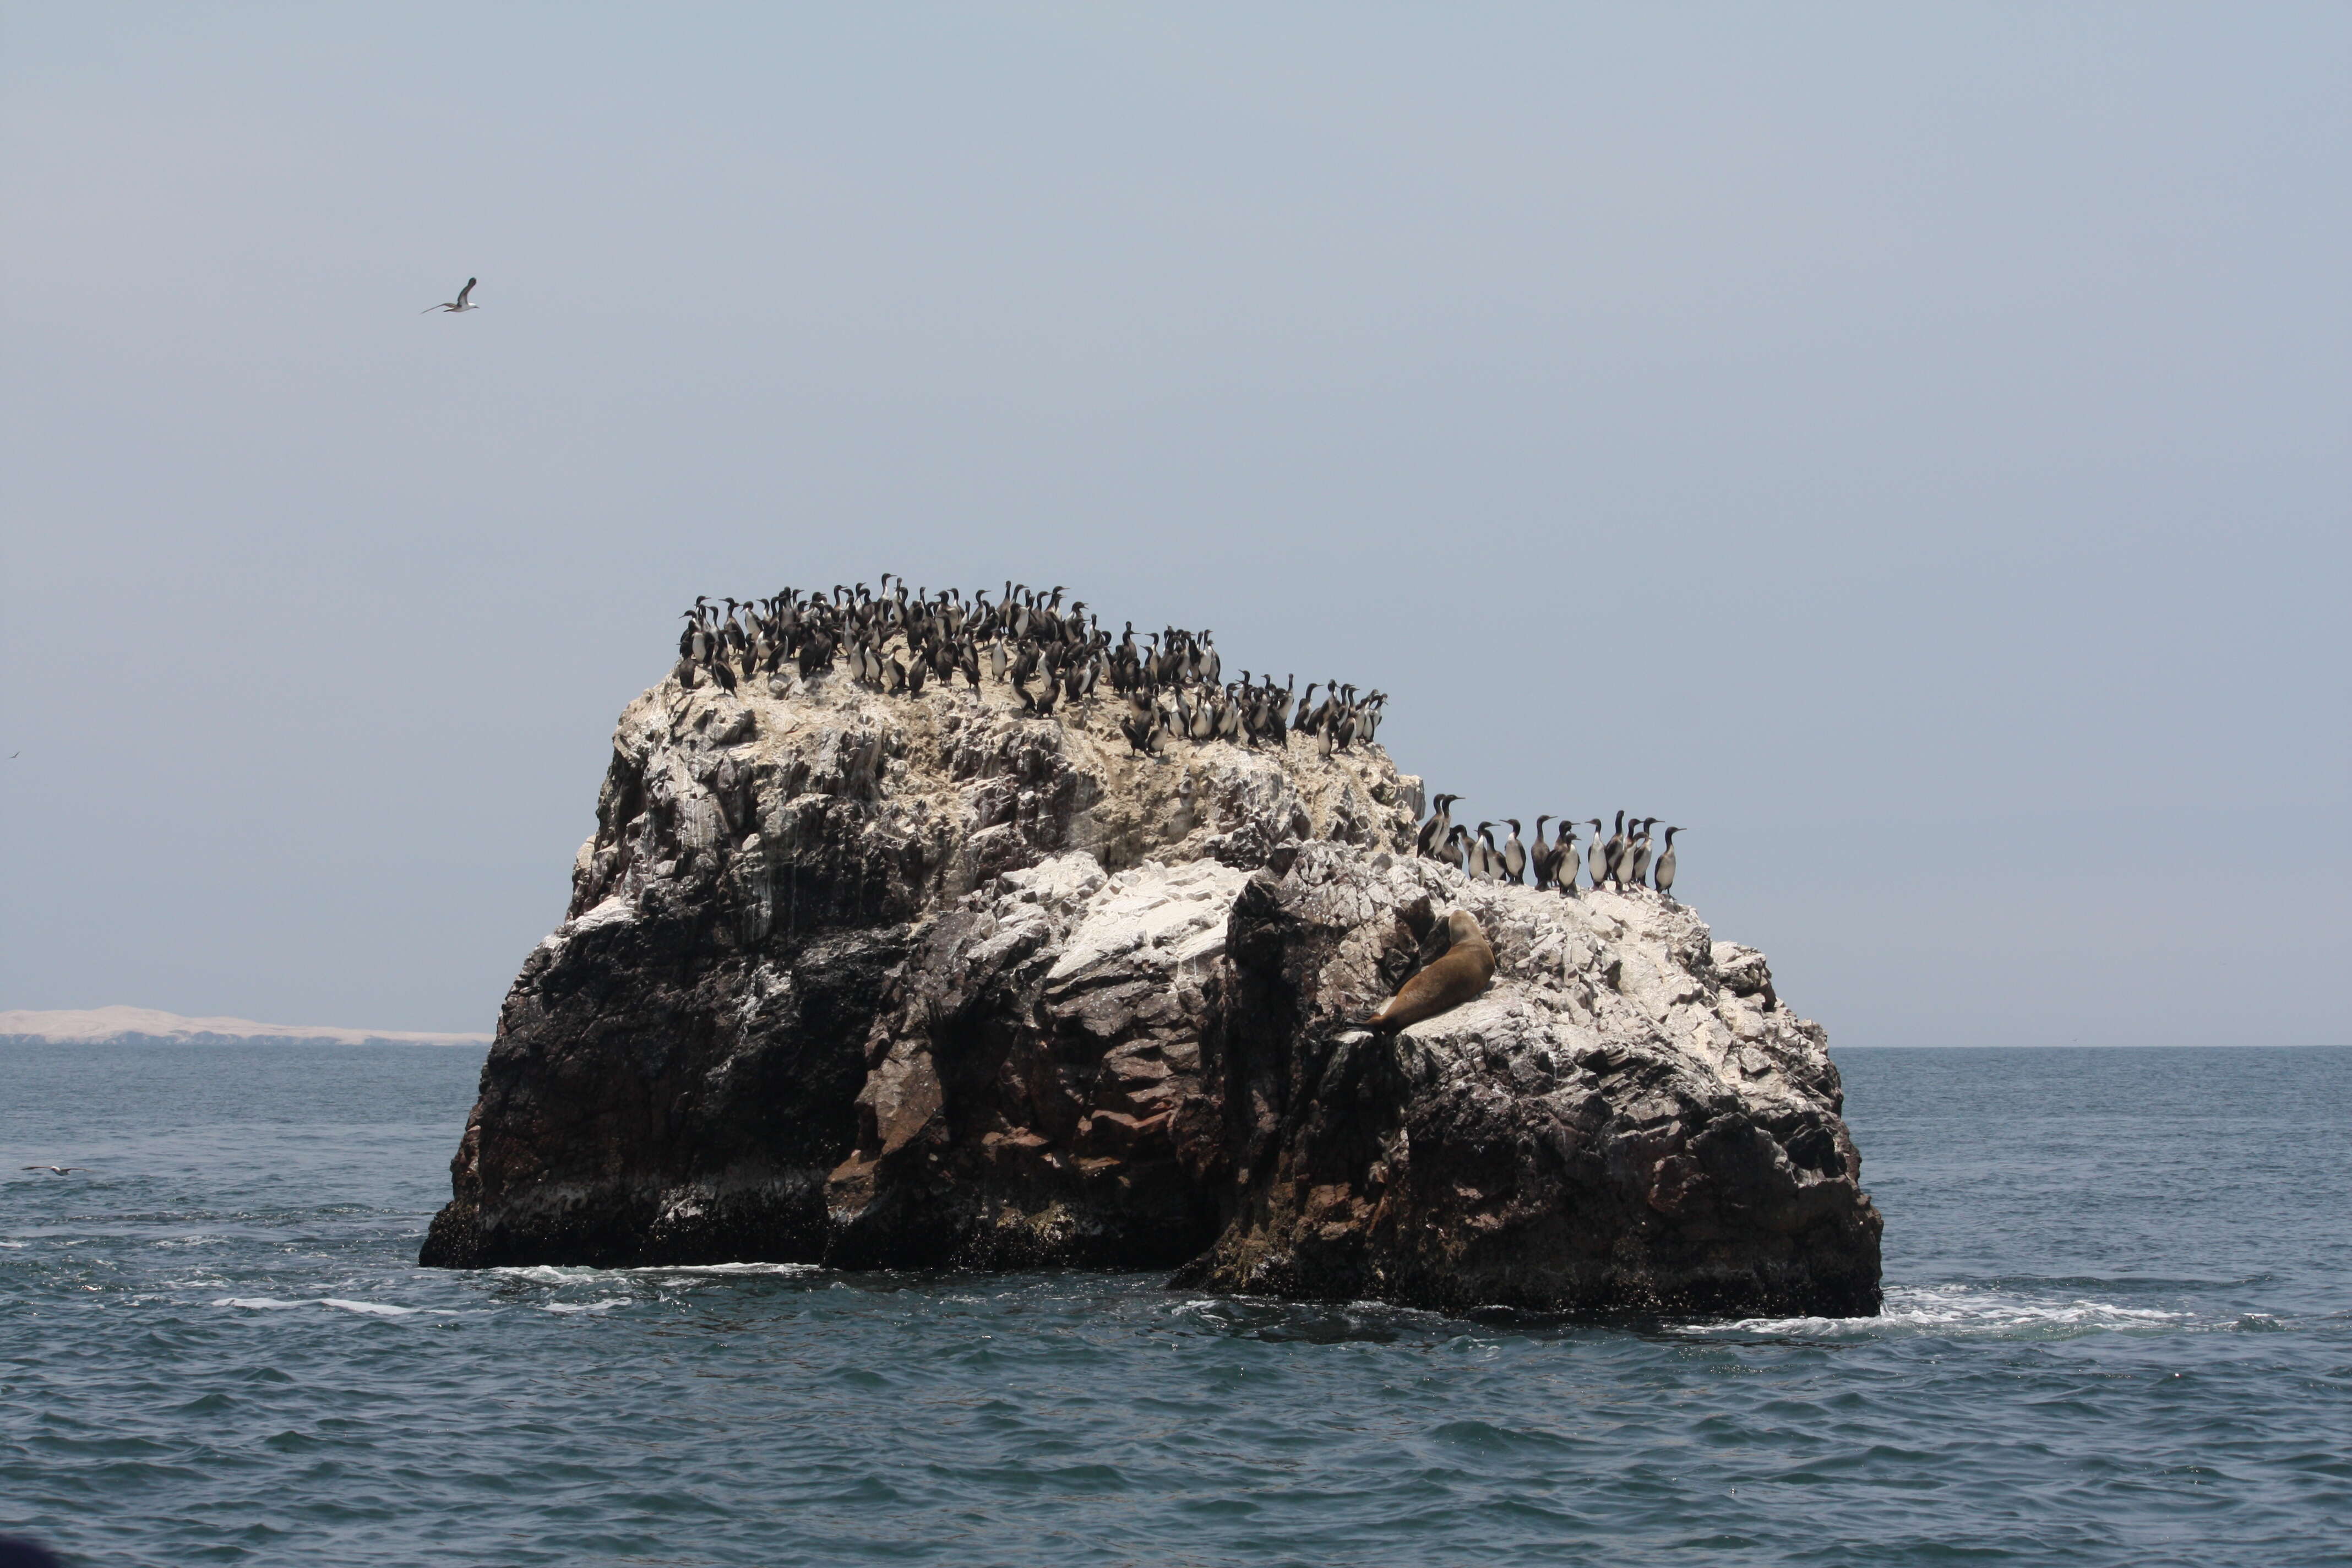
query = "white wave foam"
(1707, 1282, 2189, 1340)
(635, 1261, 819, 1277)
(491, 1265, 596, 1282)
(215, 1295, 431, 1316)
(543, 1297, 630, 1315)
(493, 1260, 819, 1281)
(319, 1298, 426, 1316)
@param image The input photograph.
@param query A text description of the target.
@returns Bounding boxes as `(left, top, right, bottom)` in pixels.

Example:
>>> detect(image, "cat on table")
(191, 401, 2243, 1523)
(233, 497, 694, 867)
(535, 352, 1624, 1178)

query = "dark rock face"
(423, 673, 1882, 1317)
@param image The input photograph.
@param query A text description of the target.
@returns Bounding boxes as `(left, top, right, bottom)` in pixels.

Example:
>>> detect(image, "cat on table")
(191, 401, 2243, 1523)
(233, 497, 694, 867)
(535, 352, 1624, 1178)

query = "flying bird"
(422, 277, 479, 313)
(22, 1166, 87, 1175)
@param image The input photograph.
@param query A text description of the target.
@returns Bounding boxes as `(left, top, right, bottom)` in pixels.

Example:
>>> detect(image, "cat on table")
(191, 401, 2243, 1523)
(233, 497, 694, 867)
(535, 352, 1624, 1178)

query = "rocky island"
(422, 589, 1882, 1316)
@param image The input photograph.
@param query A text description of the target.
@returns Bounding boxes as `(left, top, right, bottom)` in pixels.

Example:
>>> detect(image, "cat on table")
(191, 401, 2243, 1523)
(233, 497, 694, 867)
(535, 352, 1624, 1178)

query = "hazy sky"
(4, 5, 2345, 1046)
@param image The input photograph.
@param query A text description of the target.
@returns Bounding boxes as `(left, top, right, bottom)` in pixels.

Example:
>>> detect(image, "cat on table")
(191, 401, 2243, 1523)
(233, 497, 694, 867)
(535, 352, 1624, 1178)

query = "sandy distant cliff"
(0, 1006, 488, 1048)
(422, 661, 1882, 1316)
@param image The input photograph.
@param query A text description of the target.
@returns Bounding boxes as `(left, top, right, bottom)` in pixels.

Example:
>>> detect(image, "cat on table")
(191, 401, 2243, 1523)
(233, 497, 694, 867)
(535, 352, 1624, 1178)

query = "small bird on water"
(422, 277, 479, 313)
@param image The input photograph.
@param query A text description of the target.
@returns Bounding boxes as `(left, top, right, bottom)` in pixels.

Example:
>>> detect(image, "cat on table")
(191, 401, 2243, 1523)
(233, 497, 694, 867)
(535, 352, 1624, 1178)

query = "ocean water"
(2, 1044, 2347, 1567)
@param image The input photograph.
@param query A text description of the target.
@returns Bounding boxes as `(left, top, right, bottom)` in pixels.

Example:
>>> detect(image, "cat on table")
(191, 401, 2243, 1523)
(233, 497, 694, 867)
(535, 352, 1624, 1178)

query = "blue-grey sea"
(3, 1044, 2347, 1567)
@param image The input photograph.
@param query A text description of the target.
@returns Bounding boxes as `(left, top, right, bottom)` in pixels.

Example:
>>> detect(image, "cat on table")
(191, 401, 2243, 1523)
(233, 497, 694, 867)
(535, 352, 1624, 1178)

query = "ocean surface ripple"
(4, 1044, 2347, 1566)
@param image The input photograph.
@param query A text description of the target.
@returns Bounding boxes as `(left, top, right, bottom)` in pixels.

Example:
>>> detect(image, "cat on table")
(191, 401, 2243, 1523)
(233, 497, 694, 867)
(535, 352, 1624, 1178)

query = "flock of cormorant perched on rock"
(672, 576, 1386, 755)
(1410, 798, 1683, 899)
(668, 575, 1684, 897)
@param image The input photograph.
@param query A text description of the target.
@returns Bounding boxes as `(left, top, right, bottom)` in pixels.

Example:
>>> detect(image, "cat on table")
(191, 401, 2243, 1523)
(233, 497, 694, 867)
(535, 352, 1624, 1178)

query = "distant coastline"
(0, 1006, 490, 1048)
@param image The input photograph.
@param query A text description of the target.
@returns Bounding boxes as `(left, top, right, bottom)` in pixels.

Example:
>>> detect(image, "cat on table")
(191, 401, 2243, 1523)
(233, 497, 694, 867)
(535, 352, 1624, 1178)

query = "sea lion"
(1361, 908, 1496, 1033)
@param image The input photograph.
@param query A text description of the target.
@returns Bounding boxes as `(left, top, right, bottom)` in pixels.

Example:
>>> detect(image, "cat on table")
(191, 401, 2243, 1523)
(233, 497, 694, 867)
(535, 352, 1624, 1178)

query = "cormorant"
(1654, 827, 1681, 901)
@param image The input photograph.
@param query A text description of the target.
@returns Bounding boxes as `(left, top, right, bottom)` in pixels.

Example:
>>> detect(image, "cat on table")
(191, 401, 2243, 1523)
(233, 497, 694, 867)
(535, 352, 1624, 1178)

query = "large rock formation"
(422, 667, 1882, 1316)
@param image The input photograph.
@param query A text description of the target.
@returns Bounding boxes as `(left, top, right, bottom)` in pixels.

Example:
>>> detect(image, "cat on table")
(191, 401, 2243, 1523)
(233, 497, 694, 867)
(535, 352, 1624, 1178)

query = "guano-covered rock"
(422, 665, 1882, 1317)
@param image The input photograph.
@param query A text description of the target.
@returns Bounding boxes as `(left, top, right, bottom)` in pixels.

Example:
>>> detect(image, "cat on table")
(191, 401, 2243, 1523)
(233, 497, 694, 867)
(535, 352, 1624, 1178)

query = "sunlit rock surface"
(423, 667, 1881, 1316)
